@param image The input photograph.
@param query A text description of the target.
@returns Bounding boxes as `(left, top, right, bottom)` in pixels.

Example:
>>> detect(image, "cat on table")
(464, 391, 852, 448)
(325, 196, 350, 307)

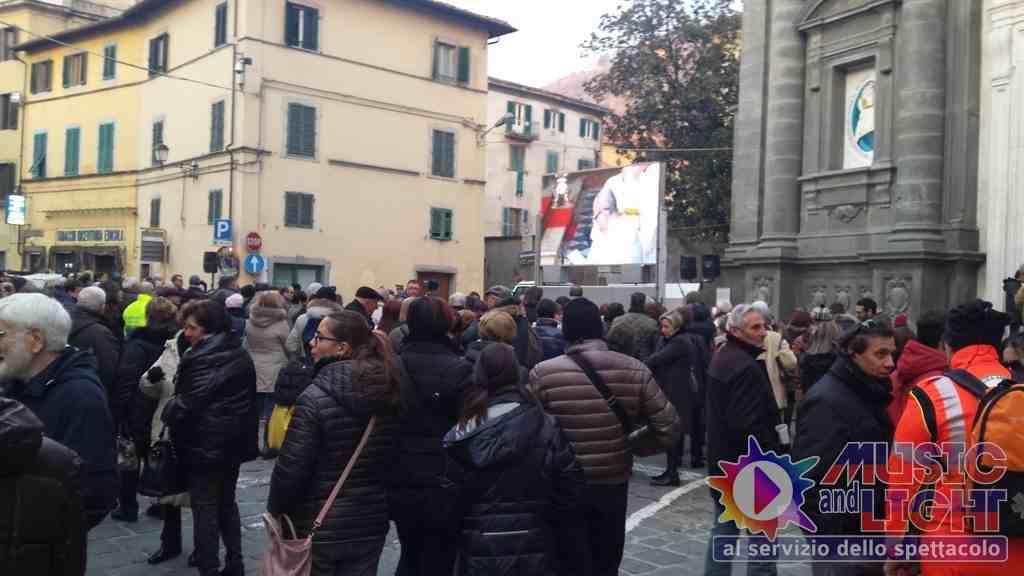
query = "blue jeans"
(257, 392, 274, 419)
(705, 492, 778, 576)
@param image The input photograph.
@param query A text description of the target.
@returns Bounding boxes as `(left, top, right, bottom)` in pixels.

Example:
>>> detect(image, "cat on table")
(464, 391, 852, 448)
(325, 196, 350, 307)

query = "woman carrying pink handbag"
(264, 311, 400, 576)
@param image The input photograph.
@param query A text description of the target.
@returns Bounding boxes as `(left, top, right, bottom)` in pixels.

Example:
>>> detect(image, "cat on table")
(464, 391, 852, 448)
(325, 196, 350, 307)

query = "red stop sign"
(246, 232, 262, 252)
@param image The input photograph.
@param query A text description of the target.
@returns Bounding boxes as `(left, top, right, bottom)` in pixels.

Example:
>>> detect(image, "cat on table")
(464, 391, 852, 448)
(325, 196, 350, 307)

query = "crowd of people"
(1, 269, 1022, 575)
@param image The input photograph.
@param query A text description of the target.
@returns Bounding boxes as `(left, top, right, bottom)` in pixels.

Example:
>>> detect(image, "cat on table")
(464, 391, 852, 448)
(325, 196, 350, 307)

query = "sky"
(445, 0, 625, 88)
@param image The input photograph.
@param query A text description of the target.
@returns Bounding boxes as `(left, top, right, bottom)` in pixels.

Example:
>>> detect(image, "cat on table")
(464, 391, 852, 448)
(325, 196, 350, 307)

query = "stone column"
(726, 0, 769, 254)
(892, 0, 947, 244)
(759, 0, 806, 250)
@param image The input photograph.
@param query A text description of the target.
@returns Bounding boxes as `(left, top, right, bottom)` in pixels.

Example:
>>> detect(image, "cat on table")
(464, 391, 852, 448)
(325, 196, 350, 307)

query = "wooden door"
(416, 272, 453, 301)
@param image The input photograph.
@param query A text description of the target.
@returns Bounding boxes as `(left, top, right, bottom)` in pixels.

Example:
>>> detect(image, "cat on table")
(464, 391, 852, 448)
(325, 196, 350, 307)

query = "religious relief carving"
(885, 278, 912, 316)
(809, 284, 827, 310)
(830, 204, 864, 224)
(751, 276, 774, 304)
(834, 285, 852, 312)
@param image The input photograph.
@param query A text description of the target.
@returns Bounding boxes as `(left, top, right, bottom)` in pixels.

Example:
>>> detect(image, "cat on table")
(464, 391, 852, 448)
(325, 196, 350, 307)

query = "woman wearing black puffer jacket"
(443, 343, 584, 576)
(268, 311, 399, 576)
(160, 300, 258, 576)
(391, 297, 473, 576)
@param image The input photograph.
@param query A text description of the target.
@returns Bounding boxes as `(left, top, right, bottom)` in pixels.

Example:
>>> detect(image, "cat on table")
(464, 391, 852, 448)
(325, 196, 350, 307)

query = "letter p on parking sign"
(214, 219, 233, 245)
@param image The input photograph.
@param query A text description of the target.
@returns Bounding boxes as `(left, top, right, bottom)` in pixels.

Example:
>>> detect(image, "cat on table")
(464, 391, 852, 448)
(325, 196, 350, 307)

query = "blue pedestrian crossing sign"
(244, 253, 266, 275)
(214, 219, 232, 245)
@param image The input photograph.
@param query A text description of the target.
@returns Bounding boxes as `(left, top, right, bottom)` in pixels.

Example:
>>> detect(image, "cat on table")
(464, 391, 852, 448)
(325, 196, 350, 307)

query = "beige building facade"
(0, 0, 131, 271)
(16, 0, 513, 297)
(485, 78, 606, 249)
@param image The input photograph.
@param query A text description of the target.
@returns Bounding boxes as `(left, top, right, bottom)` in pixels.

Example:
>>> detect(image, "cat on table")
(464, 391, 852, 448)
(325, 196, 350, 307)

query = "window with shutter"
(0, 28, 17, 62)
(577, 158, 594, 170)
(300, 194, 314, 227)
(64, 127, 80, 176)
(214, 3, 228, 47)
(433, 42, 456, 82)
(286, 103, 317, 158)
(543, 110, 551, 130)
(97, 123, 114, 173)
(62, 53, 87, 88)
(285, 192, 314, 228)
(516, 171, 524, 196)
(559, 112, 565, 133)
(546, 151, 559, 174)
(208, 189, 223, 224)
(149, 34, 169, 76)
(0, 164, 14, 197)
(102, 45, 117, 79)
(431, 130, 455, 178)
(32, 132, 47, 178)
(210, 101, 225, 152)
(285, 192, 299, 226)
(429, 208, 453, 241)
(31, 60, 53, 93)
(0, 94, 16, 130)
(152, 120, 164, 166)
(524, 105, 532, 136)
(150, 197, 161, 227)
(509, 145, 524, 172)
(285, 3, 318, 50)
(593, 122, 600, 141)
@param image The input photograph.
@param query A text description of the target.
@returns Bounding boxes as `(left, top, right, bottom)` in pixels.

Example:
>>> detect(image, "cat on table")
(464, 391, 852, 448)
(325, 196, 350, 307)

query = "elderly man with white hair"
(0, 293, 117, 531)
(703, 303, 782, 576)
(68, 286, 121, 413)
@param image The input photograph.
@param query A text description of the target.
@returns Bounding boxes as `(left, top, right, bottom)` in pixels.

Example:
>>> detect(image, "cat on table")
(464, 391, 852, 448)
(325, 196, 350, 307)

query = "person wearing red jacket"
(885, 300, 1023, 576)
(886, 311, 947, 425)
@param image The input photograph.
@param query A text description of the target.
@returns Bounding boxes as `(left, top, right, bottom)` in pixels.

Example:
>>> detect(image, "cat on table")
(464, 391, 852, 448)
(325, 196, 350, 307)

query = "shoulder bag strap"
(310, 415, 376, 534)
(943, 369, 989, 399)
(568, 352, 634, 435)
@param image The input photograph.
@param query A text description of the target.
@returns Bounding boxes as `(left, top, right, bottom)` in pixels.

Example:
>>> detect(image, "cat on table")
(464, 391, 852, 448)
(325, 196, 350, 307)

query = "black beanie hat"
(562, 298, 604, 343)
(943, 300, 1009, 351)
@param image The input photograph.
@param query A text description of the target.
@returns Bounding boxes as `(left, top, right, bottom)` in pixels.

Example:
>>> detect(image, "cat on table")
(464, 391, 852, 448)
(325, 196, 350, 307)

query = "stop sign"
(246, 232, 262, 252)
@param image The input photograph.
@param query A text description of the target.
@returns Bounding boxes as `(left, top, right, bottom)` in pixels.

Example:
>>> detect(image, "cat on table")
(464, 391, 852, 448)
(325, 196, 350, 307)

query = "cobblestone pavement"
(86, 457, 812, 575)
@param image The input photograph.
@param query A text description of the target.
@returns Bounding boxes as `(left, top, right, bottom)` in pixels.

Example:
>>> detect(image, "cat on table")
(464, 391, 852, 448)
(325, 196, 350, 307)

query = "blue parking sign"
(214, 219, 232, 245)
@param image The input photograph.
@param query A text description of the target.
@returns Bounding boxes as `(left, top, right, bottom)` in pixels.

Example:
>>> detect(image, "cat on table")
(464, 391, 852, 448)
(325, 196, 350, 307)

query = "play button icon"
(732, 461, 794, 522)
(754, 466, 781, 515)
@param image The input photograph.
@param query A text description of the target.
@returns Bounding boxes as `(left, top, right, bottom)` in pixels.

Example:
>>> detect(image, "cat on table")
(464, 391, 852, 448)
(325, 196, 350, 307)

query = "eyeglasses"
(313, 333, 343, 344)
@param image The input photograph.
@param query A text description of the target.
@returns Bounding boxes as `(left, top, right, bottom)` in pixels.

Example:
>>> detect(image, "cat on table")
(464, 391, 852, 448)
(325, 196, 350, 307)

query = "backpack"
(910, 370, 1024, 537)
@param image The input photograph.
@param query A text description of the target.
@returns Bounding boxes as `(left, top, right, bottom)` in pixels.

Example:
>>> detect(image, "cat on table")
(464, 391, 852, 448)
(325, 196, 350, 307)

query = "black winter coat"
(0, 399, 85, 576)
(68, 306, 120, 419)
(443, 393, 584, 576)
(799, 352, 835, 393)
(464, 340, 528, 385)
(392, 340, 472, 492)
(646, 333, 696, 417)
(792, 355, 893, 537)
(117, 324, 177, 448)
(163, 332, 258, 467)
(534, 318, 566, 361)
(706, 335, 783, 476)
(267, 357, 398, 558)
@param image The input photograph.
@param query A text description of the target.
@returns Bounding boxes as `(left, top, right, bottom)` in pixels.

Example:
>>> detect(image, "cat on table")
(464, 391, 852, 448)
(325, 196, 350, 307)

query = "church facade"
(723, 0, 988, 319)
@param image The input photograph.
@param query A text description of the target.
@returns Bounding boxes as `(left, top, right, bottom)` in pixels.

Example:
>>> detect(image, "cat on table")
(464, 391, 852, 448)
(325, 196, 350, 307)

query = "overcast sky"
(446, 0, 624, 87)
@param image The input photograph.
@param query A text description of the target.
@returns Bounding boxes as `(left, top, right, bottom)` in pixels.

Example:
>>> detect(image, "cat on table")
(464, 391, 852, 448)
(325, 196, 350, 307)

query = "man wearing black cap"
(346, 287, 381, 328)
(529, 297, 679, 576)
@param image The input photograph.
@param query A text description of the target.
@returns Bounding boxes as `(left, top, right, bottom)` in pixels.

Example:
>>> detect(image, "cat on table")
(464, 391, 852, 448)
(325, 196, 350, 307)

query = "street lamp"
(153, 143, 169, 166)
(476, 112, 515, 147)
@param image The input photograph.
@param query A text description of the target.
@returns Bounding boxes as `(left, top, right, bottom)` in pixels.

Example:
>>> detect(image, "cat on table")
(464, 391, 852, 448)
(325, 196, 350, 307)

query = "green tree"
(583, 0, 740, 242)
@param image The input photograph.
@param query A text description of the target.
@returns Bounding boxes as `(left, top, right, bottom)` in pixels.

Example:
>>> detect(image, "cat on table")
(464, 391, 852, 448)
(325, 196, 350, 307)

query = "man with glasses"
(705, 304, 783, 576)
(0, 293, 117, 532)
(792, 318, 896, 575)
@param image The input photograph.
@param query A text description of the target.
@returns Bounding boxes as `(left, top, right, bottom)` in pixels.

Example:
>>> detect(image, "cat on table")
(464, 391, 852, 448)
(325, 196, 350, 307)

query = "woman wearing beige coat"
(243, 291, 292, 454)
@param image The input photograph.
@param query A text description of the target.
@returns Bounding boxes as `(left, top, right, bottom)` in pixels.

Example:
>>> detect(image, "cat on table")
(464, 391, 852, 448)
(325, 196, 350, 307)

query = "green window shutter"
(30, 63, 37, 93)
(98, 123, 114, 173)
(285, 192, 299, 226)
(516, 171, 524, 196)
(80, 54, 87, 85)
(301, 194, 314, 227)
(431, 42, 440, 80)
(430, 208, 441, 239)
(103, 45, 116, 79)
(593, 122, 600, 141)
(215, 3, 228, 46)
(285, 3, 300, 46)
(287, 104, 301, 155)
(301, 105, 316, 157)
(456, 46, 470, 83)
(524, 105, 532, 135)
(150, 197, 161, 227)
(64, 127, 80, 176)
(443, 209, 453, 240)
(443, 132, 454, 177)
(210, 101, 225, 152)
(546, 151, 558, 174)
(431, 130, 443, 176)
(579, 118, 586, 138)
(302, 7, 319, 50)
(62, 56, 70, 88)
(148, 37, 158, 74)
(506, 101, 515, 133)
(32, 132, 47, 178)
(208, 189, 222, 224)
(559, 112, 565, 132)
(152, 121, 164, 165)
(543, 110, 551, 130)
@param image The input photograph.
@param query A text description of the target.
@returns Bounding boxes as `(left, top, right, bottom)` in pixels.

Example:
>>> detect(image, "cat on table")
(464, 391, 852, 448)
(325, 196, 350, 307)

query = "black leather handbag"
(138, 426, 180, 498)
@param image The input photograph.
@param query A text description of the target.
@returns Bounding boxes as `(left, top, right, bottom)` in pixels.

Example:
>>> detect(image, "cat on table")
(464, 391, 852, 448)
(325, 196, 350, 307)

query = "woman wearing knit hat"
(443, 343, 584, 575)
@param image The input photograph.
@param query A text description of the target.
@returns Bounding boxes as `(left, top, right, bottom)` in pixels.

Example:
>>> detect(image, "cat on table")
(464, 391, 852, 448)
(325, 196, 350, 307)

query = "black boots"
(649, 467, 681, 487)
(146, 547, 182, 565)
